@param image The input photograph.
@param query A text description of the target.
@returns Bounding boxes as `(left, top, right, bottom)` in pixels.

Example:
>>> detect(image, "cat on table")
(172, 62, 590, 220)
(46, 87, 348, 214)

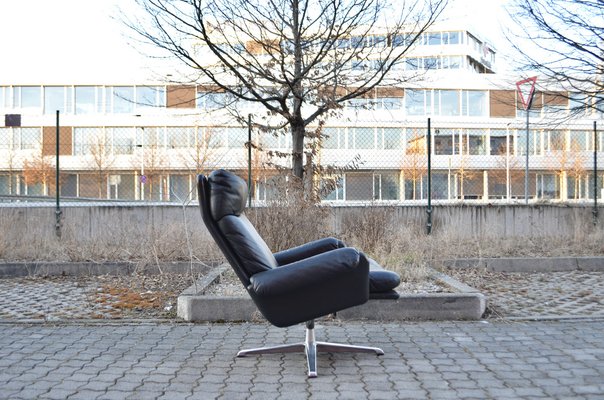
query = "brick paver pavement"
(1, 319, 603, 399)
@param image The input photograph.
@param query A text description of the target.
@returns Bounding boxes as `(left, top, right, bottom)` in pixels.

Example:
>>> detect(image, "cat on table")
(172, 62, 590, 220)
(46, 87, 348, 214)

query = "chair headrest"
(208, 169, 248, 220)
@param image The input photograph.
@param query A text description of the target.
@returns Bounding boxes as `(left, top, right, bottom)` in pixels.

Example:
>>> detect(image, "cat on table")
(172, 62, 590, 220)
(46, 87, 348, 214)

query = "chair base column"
(236, 321, 384, 378)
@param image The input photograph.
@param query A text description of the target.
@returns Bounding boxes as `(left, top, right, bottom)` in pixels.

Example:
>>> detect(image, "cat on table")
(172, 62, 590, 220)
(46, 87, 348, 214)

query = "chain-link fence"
(0, 116, 602, 213)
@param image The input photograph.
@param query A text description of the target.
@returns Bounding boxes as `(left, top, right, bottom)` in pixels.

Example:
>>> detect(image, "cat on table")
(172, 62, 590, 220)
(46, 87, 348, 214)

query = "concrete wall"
(0, 203, 601, 242)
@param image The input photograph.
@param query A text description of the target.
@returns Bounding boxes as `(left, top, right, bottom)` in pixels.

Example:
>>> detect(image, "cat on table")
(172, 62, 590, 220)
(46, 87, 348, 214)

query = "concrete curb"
(0, 261, 214, 278)
(177, 265, 487, 322)
(443, 256, 604, 273)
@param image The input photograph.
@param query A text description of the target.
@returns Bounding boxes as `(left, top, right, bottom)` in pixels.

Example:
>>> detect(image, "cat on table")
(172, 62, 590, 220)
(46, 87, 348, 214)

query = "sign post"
(516, 76, 537, 204)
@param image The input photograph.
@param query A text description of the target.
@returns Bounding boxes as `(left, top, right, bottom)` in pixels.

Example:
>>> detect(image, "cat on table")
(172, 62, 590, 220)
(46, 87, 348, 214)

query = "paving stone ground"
(449, 270, 604, 319)
(0, 319, 603, 399)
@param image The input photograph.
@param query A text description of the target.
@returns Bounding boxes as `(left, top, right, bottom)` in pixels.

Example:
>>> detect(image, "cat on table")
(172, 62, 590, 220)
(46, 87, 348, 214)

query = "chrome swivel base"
(236, 320, 384, 378)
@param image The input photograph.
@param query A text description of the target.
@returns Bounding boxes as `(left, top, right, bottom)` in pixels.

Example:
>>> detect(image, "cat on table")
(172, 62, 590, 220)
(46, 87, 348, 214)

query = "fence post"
(594, 121, 598, 225)
(55, 110, 62, 237)
(426, 118, 432, 235)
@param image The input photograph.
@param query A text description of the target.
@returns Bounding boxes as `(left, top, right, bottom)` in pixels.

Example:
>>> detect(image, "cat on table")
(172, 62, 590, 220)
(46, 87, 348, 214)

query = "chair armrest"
(273, 237, 345, 266)
(249, 247, 369, 327)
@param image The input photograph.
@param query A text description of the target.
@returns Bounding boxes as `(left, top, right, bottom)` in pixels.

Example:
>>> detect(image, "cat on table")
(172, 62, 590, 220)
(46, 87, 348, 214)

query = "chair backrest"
(198, 170, 278, 287)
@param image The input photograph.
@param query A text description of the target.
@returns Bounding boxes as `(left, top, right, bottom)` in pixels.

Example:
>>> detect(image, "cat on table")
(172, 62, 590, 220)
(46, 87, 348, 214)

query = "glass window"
(391, 34, 408, 47)
(376, 173, 400, 200)
(110, 127, 135, 154)
(569, 130, 588, 151)
(167, 127, 194, 148)
(427, 33, 441, 45)
(449, 56, 461, 69)
(569, 92, 588, 116)
(321, 176, 344, 201)
(17, 128, 41, 150)
(346, 173, 373, 201)
(207, 127, 225, 148)
(44, 86, 72, 114)
(406, 58, 420, 70)
(0, 128, 10, 150)
(75, 86, 96, 114)
(322, 127, 342, 149)
(15, 86, 41, 109)
(353, 127, 375, 149)
(169, 174, 191, 202)
(136, 86, 165, 108)
(107, 86, 134, 113)
(382, 97, 402, 110)
(108, 174, 135, 200)
(424, 57, 440, 70)
(545, 130, 564, 151)
(464, 90, 487, 116)
(434, 129, 454, 155)
(467, 129, 487, 155)
(382, 128, 402, 149)
(405, 89, 425, 116)
(227, 127, 247, 148)
(490, 129, 511, 155)
(0, 87, 8, 109)
(440, 90, 460, 116)
(448, 31, 460, 45)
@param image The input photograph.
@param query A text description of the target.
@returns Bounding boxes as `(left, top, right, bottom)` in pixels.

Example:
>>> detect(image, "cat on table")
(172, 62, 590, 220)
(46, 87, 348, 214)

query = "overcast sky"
(0, 0, 511, 84)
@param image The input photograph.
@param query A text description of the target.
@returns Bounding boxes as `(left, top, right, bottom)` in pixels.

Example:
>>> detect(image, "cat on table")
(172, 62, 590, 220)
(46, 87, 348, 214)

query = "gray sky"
(0, 0, 511, 84)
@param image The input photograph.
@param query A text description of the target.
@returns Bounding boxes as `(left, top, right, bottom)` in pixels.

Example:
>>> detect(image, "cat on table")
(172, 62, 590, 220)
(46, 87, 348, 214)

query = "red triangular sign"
(516, 76, 537, 110)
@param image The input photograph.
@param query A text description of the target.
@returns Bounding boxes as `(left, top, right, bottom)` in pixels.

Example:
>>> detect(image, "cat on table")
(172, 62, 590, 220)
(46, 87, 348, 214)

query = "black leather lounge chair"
(197, 169, 400, 377)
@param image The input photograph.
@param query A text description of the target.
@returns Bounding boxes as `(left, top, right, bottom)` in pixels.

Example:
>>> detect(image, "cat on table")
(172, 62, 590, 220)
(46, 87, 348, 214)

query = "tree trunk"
(291, 122, 305, 179)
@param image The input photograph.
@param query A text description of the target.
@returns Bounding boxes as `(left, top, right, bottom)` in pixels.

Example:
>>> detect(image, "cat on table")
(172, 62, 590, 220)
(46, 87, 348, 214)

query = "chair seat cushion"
(368, 258, 400, 299)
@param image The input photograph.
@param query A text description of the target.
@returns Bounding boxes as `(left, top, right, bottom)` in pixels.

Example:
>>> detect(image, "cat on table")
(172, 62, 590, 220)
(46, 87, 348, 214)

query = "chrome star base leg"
(236, 320, 384, 378)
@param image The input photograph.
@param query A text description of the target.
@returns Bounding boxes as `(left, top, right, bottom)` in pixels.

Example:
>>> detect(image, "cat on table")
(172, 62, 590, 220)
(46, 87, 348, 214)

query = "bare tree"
(22, 151, 55, 196)
(506, 0, 604, 114)
(401, 128, 427, 200)
(128, 0, 447, 180)
(177, 127, 219, 176)
(88, 136, 115, 198)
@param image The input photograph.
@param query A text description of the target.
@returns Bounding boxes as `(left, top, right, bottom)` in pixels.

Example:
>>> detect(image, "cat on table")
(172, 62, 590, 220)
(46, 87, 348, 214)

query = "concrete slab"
(0, 261, 212, 278)
(443, 256, 604, 273)
(177, 265, 487, 322)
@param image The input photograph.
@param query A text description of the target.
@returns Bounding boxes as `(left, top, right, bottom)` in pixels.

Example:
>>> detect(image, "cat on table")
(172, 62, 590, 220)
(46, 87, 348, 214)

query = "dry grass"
(1, 202, 603, 285)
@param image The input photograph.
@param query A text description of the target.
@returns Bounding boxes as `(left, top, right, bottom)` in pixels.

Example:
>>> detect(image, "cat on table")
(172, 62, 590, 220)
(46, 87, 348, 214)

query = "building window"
(75, 86, 98, 115)
(544, 130, 565, 152)
(167, 127, 196, 149)
(434, 129, 455, 155)
(106, 86, 135, 114)
(405, 89, 426, 116)
(462, 90, 487, 116)
(136, 86, 165, 109)
(439, 90, 460, 116)
(44, 86, 72, 114)
(352, 127, 375, 149)
(382, 128, 403, 149)
(374, 173, 400, 200)
(74, 127, 106, 156)
(13, 127, 41, 150)
(490, 129, 511, 155)
(227, 127, 247, 149)
(13, 86, 42, 109)
(321, 176, 344, 201)
(197, 92, 227, 109)
(108, 127, 135, 154)
(0, 128, 9, 150)
(346, 173, 374, 201)
(0, 87, 9, 109)
(323, 127, 345, 149)
(466, 129, 487, 155)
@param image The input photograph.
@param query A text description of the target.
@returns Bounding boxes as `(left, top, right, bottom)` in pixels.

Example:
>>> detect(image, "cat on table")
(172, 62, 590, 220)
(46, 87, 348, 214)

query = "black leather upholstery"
(198, 169, 372, 328)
